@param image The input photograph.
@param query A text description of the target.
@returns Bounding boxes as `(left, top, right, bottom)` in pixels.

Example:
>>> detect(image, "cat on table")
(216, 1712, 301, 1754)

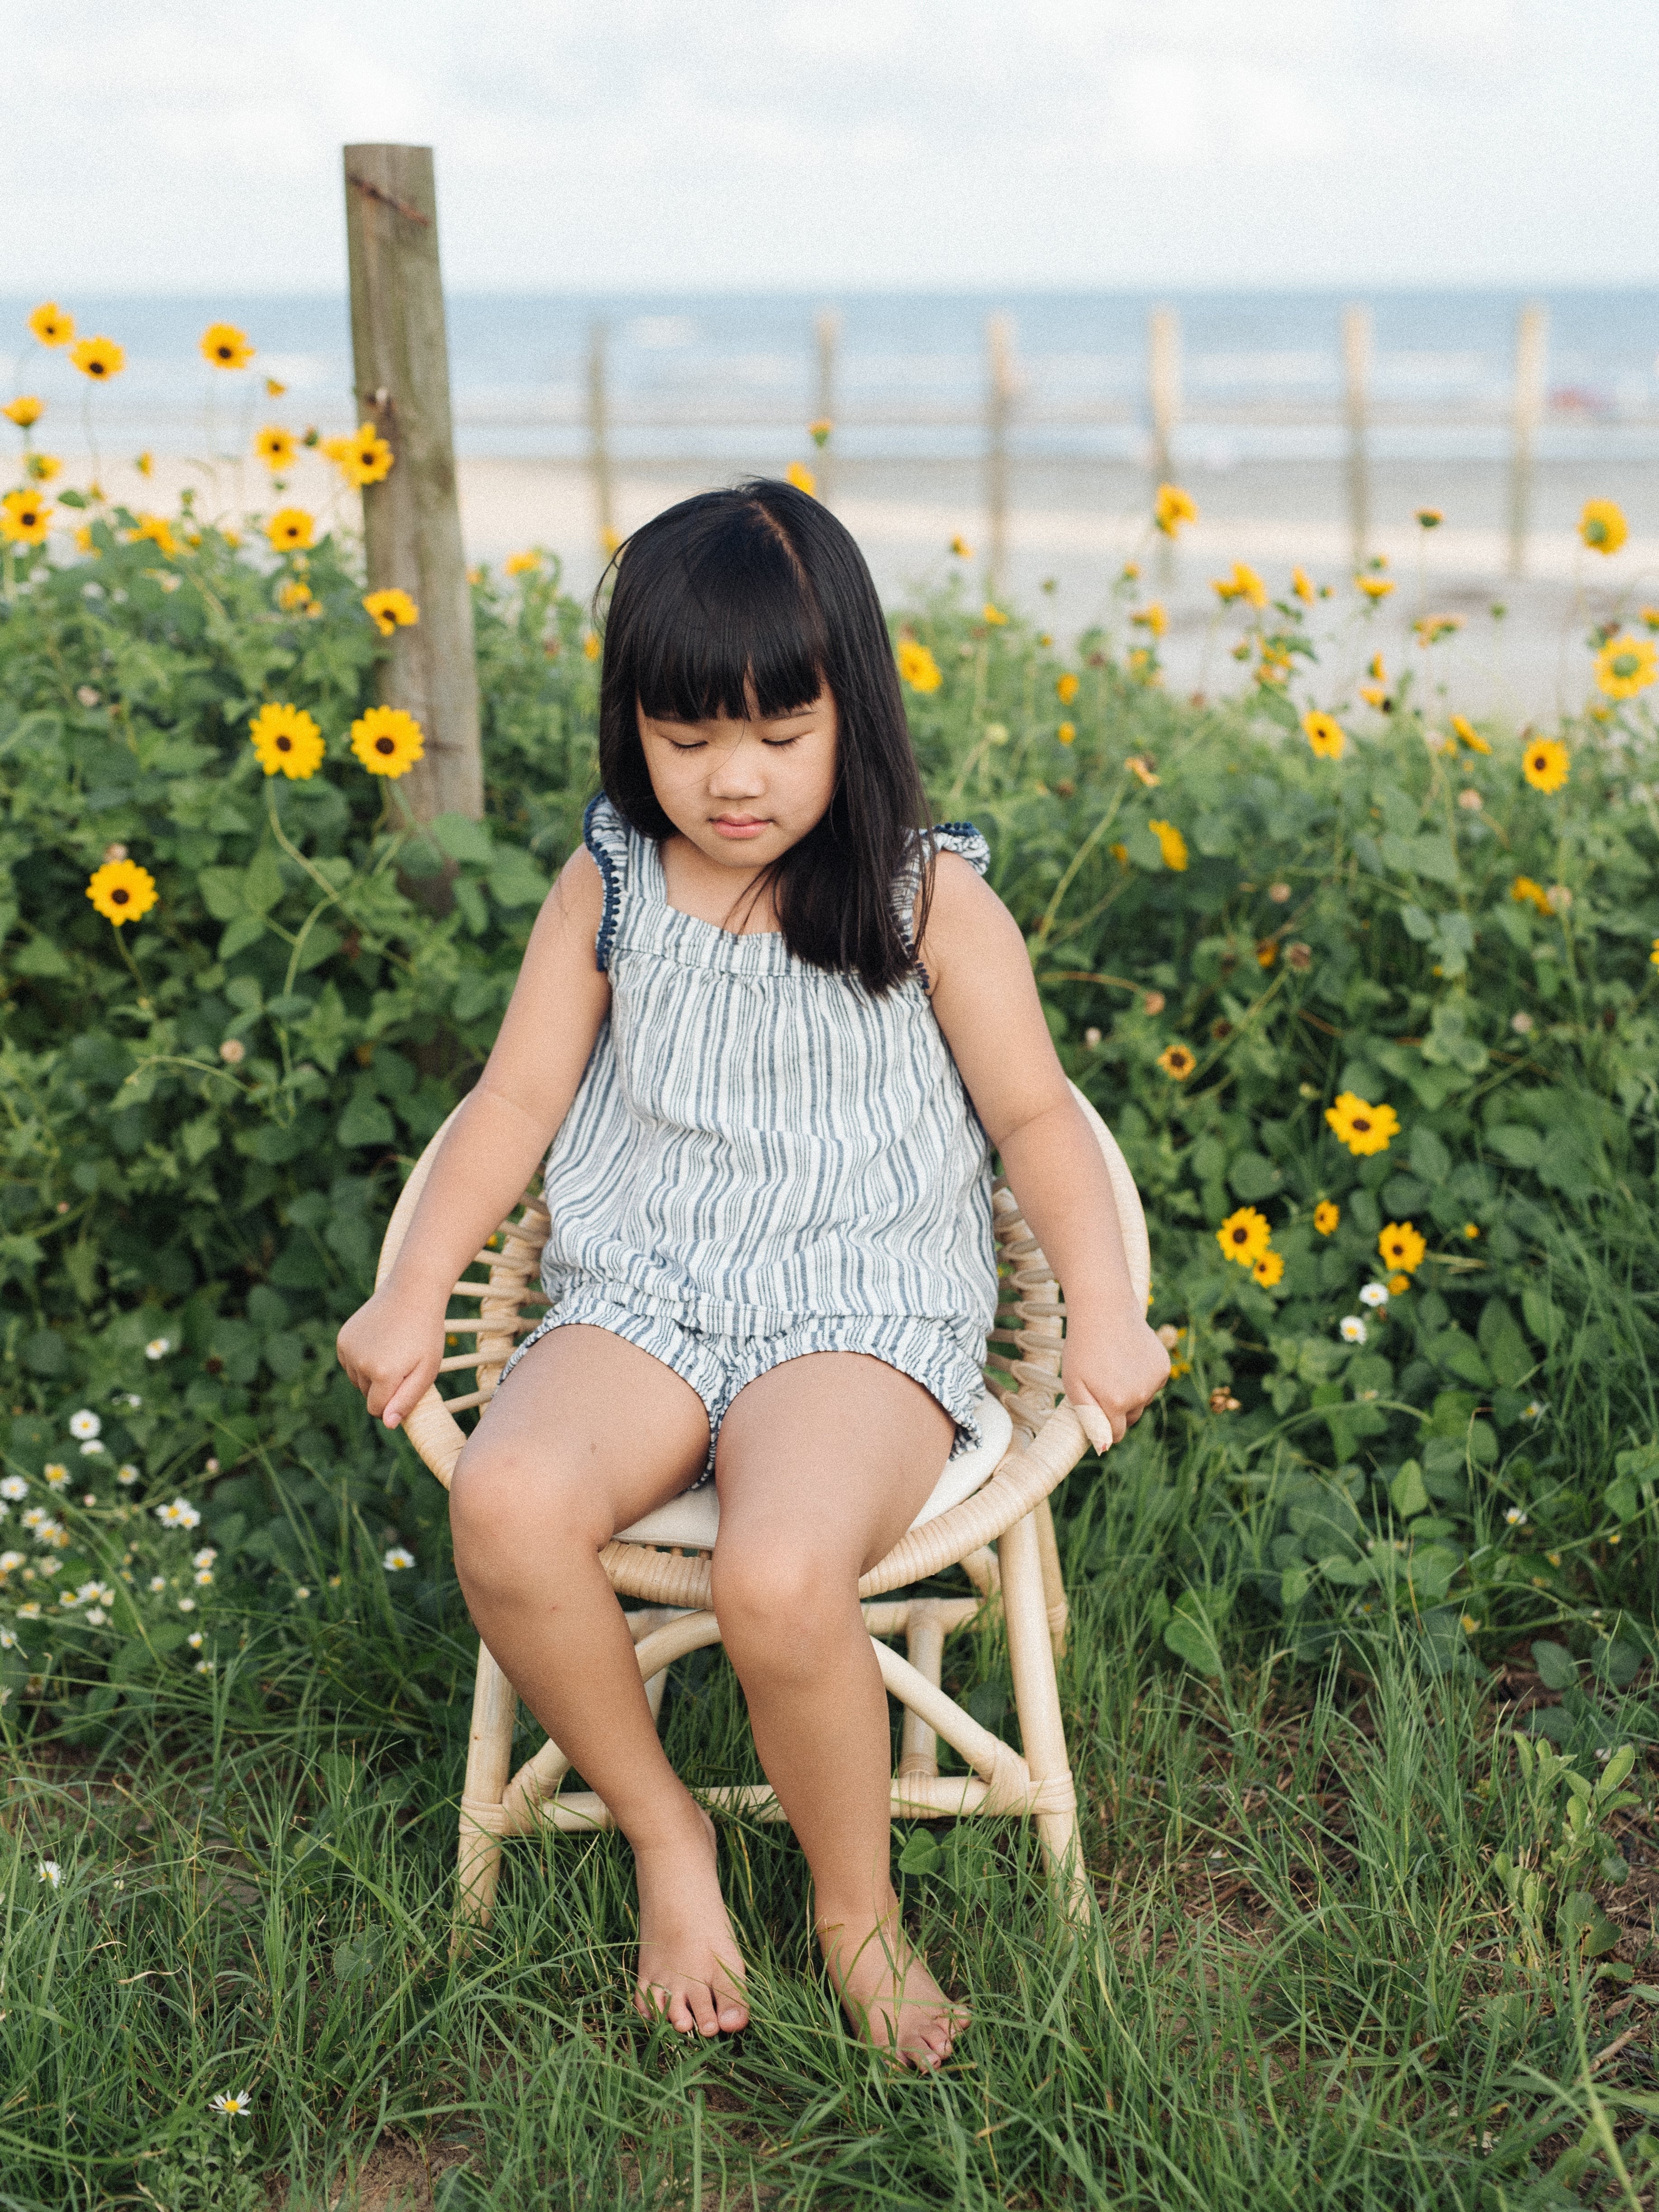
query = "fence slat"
(588, 320, 616, 554)
(986, 314, 1016, 599)
(1342, 304, 1372, 573)
(814, 309, 840, 506)
(342, 143, 482, 825)
(1507, 301, 1550, 580)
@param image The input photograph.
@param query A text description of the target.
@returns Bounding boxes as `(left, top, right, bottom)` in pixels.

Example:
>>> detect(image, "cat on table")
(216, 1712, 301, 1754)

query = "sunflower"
(1212, 561, 1266, 609)
(583, 632, 601, 661)
(1325, 1091, 1398, 1157)
(1157, 1043, 1195, 1080)
(362, 587, 420, 637)
(1301, 709, 1345, 760)
(331, 423, 395, 488)
(266, 508, 315, 553)
(1377, 1221, 1426, 1275)
(1253, 1249, 1285, 1288)
(200, 322, 254, 370)
(1416, 508, 1443, 528)
(785, 461, 816, 496)
(1131, 601, 1167, 637)
(1153, 483, 1198, 537)
(1216, 1207, 1272, 1267)
(24, 452, 59, 483)
(1355, 575, 1392, 601)
(1055, 671, 1079, 704)
(1313, 1200, 1339, 1235)
(1595, 633, 1657, 701)
(86, 858, 157, 925)
(0, 489, 52, 546)
(248, 703, 324, 780)
(1451, 714, 1490, 753)
(1522, 737, 1569, 794)
(68, 336, 124, 382)
(1147, 819, 1187, 871)
(29, 303, 73, 347)
(504, 550, 541, 576)
(3, 395, 42, 428)
(1414, 612, 1462, 645)
(897, 638, 941, 694)
(254, 426, 296, 471)
(1057, 722, 1075, 743)
(982, 604, 1008, 627)
(277, 579, 315, 614)
(350, 705, 425, 779)
(127, 512, 180, 559)
(1578, 499, 1627, 554)
(1511, 875, 1552, 916)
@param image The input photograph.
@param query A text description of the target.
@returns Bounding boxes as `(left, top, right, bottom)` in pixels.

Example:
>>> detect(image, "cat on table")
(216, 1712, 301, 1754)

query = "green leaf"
(197, 867, 247, 923)
(896, 1828, 944, 1876)
(1531, 1640, 1577, 1691)
(1408, 1126, 1451, 1184)
(1478, 1298, 1531, 1389)
(429, 812, 494, 865)
(1163, 1594, 1224, 1676)
(1389, 1460, 1431, 1518)
(1227, 1151, 1280, 1201)
(1596, 1744, 1636, 1797)
(1279, 1564, 1312, 1608)
(1607, 1476, 1640, 1521)
(1488, 1123, 1544, 1170)
(488, 848, 548, 908)
(336, 1082, 396, 1149)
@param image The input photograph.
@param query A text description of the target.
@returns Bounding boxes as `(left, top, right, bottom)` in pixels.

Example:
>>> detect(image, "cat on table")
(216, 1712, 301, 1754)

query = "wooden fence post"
(1342, 304, 1372, 573)
(588, 320, 616, 554)
(814, 309, 840, 506)
(1507, 301, 1549, 580)
(986, 314, 1016, 600)
(1148, 306, 1180, 583)
(342, 143, 481, 826)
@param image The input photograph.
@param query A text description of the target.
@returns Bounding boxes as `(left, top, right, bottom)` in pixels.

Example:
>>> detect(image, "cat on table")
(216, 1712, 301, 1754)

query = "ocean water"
(4, 289, 1658, 468)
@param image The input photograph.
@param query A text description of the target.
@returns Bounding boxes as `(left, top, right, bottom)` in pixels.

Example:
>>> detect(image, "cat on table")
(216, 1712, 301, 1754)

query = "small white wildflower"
(85, 1607, 107, 1626)
(144, 1338, 171, 1360)
(38, 1861, 62, 1889)
(294, 1586, 311, 1601)
(0, 1629, 17, 1650)
(76, 1581, 101, 1602)
(0, 1476, 27, 1502)
(208, 2090, 252, 2119)
(39, 1524, 69, 1551)
(117, 1465, 140, 1486)
(67, 1411, 100, 1441)
(155, 1498, 201, 1530)
(17, 1601, 41, 1618)
(1505, 1506, 1527, 1526)
(38, 1556, 61, 1576)
(1359, 1282, 1389, 1308)
(123, 1394, 142, 1410)
(148, 1575, 166, 1594)
(177, 1598, 195, 1613)
(191, 1547, 217, 1570)
(0, 1551, 24, 1573)
(1521, 1400, 1546, 1422)
(382, 1545, 416, 1572)
(79, 1441, 105, 1457)
(1511, 1011, 1534, 1035)
(58, 1589, 81, 1609)
(194, 1569, 214, 1587)
(1340, 1316, 1367, 1344)
(27, 1510, 56, 1537)
(81, 1493, 96, 1507)
(43, 1464, 69, 1491)
(195, 1659, 213, 1674)
(187, 1630, 204, 1649)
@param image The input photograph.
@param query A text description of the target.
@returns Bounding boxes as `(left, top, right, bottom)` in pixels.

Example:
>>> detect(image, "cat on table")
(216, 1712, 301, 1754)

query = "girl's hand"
(336, 1284, 447, 1431)
(1060, 1308, 1171, 1453)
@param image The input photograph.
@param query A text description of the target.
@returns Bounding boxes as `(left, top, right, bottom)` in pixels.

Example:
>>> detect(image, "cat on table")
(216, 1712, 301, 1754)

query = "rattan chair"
(376, 1080, 1149, 1930)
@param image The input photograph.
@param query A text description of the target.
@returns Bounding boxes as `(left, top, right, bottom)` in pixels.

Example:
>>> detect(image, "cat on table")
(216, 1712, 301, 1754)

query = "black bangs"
(594, 480, 937, 998)
(624, 498, 829, 726)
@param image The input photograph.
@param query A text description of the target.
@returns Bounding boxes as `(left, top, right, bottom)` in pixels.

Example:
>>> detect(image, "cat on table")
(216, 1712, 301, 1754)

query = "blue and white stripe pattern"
(499, 794, 1000, 1485)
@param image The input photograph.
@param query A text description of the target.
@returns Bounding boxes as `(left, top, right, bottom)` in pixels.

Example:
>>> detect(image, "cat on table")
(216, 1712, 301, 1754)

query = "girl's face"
(637, 682, 838, 871)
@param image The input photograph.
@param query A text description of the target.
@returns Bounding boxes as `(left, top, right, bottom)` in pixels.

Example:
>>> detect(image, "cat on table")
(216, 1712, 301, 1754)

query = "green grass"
(5, 1442, 1657, 2211)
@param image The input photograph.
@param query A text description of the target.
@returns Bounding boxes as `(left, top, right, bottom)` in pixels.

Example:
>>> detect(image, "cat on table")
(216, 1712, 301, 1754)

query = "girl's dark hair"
(595, 479, 936, 996)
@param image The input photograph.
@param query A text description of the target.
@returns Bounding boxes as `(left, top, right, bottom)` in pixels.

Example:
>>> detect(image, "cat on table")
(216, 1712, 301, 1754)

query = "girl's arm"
(919, 855, 1171, 1449)
(336, 845, 612, 1431)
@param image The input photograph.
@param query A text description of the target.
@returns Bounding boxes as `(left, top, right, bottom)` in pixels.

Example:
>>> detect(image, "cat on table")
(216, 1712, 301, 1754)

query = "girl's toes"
(716, 1997, 749, 2032)
(689, 1984, 722, 2036)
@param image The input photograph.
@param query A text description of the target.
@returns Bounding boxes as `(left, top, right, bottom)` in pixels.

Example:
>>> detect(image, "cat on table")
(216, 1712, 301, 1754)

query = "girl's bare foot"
(632, 1805, 749, 2036)
(817, 1905, 969, 2070)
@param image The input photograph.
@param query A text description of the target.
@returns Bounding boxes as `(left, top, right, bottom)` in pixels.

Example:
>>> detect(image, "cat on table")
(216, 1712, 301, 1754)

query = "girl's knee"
(711, 1535, 852, 1667)
(449, 1439, 607, 1586)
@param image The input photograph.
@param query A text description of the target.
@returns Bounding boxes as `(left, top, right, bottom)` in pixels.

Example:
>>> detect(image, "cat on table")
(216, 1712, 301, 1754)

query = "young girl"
(337, 481, 1169, 2069)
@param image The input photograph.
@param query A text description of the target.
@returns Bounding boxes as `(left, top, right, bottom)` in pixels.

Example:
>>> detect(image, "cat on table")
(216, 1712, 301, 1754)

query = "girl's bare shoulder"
(914, 849, 1021, 994)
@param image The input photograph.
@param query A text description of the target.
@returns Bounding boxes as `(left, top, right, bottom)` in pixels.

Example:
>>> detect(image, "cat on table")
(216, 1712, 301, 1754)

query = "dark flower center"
(1352, 1116, 1370, 1132)
(1230, 1227, 1247, 1245)
(276, 735, 291, 752)
(112, 887, 129, 904)
(375, 736, 395, 755)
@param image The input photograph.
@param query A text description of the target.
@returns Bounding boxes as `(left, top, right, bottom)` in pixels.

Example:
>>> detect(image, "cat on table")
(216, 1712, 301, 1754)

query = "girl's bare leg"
(448, 1325, 748, 2036)
(710, 1352, 970, 2069)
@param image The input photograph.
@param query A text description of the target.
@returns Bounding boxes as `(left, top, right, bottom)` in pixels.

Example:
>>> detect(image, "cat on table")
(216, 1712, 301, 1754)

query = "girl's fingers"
(1067, 1393, 1115, 1454)
(380, 1366, 432, 1431)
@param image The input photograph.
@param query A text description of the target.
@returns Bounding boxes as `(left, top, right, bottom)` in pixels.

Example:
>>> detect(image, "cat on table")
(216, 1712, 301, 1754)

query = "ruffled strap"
(894, 819, 991, 986)
(583, 792, 632, 972)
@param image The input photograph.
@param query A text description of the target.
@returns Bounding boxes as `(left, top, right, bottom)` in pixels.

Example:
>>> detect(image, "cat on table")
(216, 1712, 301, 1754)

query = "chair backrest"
(378, 1080, 1148, 1491)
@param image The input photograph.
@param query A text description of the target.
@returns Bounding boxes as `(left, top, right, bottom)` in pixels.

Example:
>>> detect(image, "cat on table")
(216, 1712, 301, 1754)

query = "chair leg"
(1033, 1495, 1069, 1656)
(454, 1640, 518, 1942)
(1000, 1509, 1091, 1926)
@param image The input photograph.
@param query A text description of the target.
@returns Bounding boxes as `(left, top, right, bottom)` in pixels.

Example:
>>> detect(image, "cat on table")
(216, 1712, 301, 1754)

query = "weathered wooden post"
(1148, 306, 1180, 583)
(985, 314, 1016, 599)
(588, 320, 616, 554)
(1507, 301, 1549, 580)
(1342, 304, 1372, 572)
(814, 308, 840, 505)
(342, 144, 482, 825)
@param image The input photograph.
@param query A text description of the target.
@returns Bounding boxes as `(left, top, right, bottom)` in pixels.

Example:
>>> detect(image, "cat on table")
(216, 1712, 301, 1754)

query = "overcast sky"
(9, 0, 1653, 295)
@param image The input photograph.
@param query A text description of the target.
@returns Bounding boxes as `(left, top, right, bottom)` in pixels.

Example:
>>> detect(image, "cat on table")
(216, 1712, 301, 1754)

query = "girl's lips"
(712, 816, 768, 838)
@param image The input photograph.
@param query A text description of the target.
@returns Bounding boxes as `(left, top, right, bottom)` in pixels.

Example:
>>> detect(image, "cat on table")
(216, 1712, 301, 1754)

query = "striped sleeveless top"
(537, 793, 999, 1343)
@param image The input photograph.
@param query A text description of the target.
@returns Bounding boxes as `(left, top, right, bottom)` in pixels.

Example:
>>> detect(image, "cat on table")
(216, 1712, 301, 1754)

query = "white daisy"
(76, 1582, 101, 1602)
(17, 1602, 42, 1618)
(1358, 1283, 1389, 1308)
(294, 1586, 311, 1601)
(177, 1598, 196, 1613)
(116, 1465, 140, 1486)
(1521, 1401, 1547, 1422)
(79, 1441, 105, 1457)
(187, 1630, 204, 1649)
(1504, 1506, 1527, 1526)
(0, 1476, 27, 1502)
(383, 1546, 416, 1572)
(39, 1525, 69, 1550)
(38, 1860, 61, 1889)
(67, 1411, 100, 1441)
(0, 1629, 18, 1650)
(58, 1589, 81, 1608)
(155, 1498, 201, 1530)
(194, 1570, 214, 1587)
(1339, 1316, 1367, 1344)
(38, 1557, 61, 1576)
(123, 1394, 142, 1410)
(208, 2090, 252, 2119)
(19, 1508, 45, 1531)
(143, 1338, 171, 1360)
(195, 1659, 214, 1674)
(191, 1547, 217, 1570)
(148, 1576, 167, 1594)
(85, 1608, 107, 1626)
(0, 1551, 24, 1573)
(43, 1464, 69, 1490)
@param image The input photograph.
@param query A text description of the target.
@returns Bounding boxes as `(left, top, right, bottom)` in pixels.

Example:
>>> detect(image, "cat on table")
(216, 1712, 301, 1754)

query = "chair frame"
(376, 1084, 1149, 1933)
